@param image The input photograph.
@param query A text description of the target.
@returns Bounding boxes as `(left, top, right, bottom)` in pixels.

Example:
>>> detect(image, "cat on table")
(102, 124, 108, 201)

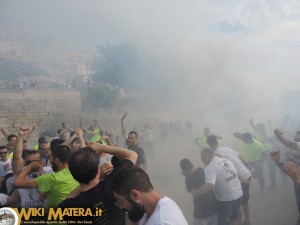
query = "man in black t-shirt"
(180, 158, 217, 225)
(58, 144, 138, 225)
(121, 113, 147, 171)
(126, 135, 146, 170)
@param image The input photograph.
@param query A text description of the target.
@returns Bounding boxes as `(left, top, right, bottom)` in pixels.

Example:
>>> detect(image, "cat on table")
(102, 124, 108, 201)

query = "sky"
(1, 0, 300, 127)
(1, 3, 299, 223)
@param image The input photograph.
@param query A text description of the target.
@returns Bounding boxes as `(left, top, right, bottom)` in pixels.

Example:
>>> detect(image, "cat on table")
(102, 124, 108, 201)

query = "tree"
(92, 43, 139, 88)
(82, 84, 119, 108)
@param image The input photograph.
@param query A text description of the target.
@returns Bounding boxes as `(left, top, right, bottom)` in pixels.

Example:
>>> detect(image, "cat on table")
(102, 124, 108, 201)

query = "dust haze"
(1, 0, 300, 224)
(2, 0, 299, 123)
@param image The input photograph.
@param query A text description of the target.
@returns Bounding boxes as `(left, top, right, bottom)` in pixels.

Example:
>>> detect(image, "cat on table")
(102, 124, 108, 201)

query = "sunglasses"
(0, 152, 7, 155)
(25, 160, 40, 166)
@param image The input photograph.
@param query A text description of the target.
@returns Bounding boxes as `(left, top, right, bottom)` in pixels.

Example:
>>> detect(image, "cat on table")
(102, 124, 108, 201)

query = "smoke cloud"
(1, 0, 300, 127)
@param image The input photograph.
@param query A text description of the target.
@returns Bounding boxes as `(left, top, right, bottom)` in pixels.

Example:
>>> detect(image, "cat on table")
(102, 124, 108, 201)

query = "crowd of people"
(0, 113, 188, 225)
(185, 117, 300, 225)
(0, 114, 299, 225)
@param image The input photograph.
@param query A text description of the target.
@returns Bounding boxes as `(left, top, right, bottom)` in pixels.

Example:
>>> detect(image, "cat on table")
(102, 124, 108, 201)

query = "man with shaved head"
(193, 148, 243, 225)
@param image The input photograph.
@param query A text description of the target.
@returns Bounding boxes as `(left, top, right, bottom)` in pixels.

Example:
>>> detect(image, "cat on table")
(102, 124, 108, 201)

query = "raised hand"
(100, 162, 113, 177)
(18, 126, 31, 137)
(274, 128, 283, 137)
(284, 162, 300, 184)
(76, 128, 84, 137)
(270, 150, 281, 163)
(121, 113, 127, 121)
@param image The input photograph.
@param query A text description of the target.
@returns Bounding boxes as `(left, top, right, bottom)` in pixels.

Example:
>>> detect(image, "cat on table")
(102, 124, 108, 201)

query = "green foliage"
(92, 43, 139, 88)
(84, 84, 119, 108)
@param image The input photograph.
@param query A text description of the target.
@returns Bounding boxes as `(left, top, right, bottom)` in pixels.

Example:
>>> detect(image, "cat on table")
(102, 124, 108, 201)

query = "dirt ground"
(147, 136, 298, 225)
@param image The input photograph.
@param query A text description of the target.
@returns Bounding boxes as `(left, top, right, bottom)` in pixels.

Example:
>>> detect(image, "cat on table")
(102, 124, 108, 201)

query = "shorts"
(217, 197, 242, 225)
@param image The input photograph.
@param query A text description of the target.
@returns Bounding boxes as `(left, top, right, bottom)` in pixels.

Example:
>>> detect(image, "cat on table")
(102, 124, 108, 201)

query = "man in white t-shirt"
(192, 148, 243, 225)
(5, 127, 53, 208)
(207, 135, 255, 225)
(6, 149, 53, 208)
(0, 146, 12, 174)
(111, 166, 188, 225)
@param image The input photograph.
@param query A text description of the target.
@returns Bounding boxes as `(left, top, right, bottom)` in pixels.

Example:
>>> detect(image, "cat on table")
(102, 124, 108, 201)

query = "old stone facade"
(0, 89, 122, 146)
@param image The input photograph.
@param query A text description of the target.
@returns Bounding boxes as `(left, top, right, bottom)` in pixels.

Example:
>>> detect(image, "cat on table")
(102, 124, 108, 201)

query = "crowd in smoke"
(0, 113, 298, 224)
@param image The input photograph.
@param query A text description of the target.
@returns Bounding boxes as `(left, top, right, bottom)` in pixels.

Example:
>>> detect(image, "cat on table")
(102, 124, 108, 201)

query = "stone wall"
(0, 89, 158, 147)
(0, 89, 83, 145)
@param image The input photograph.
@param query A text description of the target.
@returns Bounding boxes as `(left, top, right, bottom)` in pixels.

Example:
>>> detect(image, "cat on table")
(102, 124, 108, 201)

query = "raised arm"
(63, 123, 74, 132)
(270, 150, 300, 184)
(284, 162, 300, 185)
(79, 118, 83, 129)
(13, 161, 41, 189)
(274, 128, 299, 150)
(13, 126, 32, 175)
(89, 142, 137, 164)
(62, 131, 77, 146)
(121, 113, 128, 139)
(24, 126, 35, 140)
(0, 128, 10, 139)
(76, 128, 86, 148)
